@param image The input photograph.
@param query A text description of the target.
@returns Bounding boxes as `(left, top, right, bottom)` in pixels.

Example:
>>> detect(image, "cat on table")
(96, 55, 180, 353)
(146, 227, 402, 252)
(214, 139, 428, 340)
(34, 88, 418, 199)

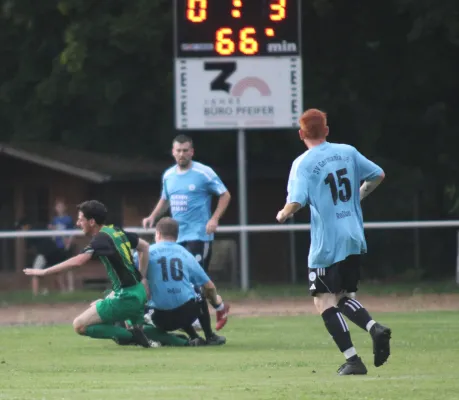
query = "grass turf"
(1, 280, 459, 306)
(0, 311, 458, 399)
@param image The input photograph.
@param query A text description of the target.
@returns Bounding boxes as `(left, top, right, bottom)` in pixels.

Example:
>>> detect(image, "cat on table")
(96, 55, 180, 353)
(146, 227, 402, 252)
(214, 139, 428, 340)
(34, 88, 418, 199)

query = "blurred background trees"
(0, 0, 458, 277)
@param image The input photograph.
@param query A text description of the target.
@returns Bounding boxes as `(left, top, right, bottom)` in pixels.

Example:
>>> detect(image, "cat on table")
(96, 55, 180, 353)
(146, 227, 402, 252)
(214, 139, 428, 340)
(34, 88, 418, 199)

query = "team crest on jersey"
(309, 272, 317, 281)
(188, 184, 196, 191)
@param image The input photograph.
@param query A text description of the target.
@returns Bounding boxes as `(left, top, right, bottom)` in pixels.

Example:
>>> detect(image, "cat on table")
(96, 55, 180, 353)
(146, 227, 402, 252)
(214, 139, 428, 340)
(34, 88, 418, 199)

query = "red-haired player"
(276, 109, 391, 375)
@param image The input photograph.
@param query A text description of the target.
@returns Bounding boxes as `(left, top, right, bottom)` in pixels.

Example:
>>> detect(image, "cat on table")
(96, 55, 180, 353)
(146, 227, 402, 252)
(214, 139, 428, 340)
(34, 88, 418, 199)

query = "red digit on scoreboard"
(215, 27, 259, 56)
(215, 27, 236, 56)
(187, 0, 207, 23)
(270, 0, 286, 21)
(239, 27, 258, 55)
(176, 0, 300, 58)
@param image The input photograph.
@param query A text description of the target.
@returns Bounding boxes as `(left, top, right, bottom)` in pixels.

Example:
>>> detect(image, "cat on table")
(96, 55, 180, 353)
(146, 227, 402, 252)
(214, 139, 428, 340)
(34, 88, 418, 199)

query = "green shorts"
(96, 283, 146, 324)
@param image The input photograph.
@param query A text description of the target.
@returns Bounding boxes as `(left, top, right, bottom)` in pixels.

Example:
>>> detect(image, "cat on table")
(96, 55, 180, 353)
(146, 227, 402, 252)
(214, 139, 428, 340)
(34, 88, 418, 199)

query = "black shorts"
(152, 299, 200, 332)
(179, 240, 213, 272)
(308, 255, 361, 296)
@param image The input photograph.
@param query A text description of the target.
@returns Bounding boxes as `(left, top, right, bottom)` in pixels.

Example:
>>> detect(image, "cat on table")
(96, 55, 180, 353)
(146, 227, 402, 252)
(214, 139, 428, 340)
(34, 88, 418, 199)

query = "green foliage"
(0, 0, 174, 154)
(0, 0, 458, 214)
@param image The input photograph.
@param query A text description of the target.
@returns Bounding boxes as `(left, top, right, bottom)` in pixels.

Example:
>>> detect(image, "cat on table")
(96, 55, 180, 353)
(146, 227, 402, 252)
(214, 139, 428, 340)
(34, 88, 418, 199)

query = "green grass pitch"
(0, 312, 458, 400)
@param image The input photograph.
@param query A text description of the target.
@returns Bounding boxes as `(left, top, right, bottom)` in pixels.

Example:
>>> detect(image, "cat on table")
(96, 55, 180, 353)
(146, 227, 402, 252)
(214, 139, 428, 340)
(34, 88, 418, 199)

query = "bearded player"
(142, 134, 231, 340)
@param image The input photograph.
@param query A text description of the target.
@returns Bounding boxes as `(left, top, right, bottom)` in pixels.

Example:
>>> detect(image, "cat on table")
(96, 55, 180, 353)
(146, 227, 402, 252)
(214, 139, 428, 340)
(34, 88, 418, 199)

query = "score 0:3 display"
(174, 0, 301, 58)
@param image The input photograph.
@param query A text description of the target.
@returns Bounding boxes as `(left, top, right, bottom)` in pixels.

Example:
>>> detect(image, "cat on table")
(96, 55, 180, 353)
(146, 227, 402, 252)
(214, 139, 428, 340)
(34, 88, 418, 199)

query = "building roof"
(0, 142, 168, 183)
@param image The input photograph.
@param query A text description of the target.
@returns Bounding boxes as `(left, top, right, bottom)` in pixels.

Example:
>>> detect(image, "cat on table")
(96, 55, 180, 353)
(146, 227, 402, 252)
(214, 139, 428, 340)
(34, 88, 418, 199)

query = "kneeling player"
(141, 217, 227, 346)
(92, 294, 190, 347)
(24, 200, 156, 348)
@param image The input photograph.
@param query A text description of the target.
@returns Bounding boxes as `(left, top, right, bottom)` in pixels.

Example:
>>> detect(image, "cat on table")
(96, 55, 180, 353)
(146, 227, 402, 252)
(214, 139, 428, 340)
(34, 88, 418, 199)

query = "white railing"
(3, 220, 459, 288)
(4, 220, 459, 238)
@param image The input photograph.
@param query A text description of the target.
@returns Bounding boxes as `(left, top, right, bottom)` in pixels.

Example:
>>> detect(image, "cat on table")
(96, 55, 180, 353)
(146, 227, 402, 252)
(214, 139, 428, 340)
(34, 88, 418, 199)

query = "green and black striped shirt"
(82, 225, 143, 292)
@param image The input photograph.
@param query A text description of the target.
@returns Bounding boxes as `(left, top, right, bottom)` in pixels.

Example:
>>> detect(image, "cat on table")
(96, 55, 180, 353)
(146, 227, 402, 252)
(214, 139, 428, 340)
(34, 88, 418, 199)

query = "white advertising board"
(175, 57, 303, 130)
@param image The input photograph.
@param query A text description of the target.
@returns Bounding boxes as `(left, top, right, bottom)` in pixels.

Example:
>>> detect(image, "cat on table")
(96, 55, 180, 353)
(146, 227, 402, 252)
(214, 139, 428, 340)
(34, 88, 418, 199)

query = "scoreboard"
(174, 0, 303, 130)
(174, 0, 300, 58)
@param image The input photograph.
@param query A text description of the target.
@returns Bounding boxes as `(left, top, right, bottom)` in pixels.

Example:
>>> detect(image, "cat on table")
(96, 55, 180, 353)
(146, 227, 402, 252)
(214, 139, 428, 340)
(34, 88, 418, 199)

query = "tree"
(1, 0, 175, 155)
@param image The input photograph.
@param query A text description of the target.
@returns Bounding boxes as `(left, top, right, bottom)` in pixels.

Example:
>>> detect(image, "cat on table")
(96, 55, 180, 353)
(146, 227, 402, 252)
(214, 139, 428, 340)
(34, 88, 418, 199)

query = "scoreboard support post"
(237, 128, 249, 290)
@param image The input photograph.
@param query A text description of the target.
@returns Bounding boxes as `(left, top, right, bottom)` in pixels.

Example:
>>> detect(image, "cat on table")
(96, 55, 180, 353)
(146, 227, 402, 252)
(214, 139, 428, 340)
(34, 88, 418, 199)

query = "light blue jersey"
(161, 161, 227, 242)
(134, 241, 210, 310)
(286, 142, 383, 269)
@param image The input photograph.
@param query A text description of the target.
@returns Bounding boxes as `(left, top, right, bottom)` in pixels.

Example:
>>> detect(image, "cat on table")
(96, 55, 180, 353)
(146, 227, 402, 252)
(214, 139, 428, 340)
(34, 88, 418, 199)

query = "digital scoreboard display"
(174, 0, 301, 58)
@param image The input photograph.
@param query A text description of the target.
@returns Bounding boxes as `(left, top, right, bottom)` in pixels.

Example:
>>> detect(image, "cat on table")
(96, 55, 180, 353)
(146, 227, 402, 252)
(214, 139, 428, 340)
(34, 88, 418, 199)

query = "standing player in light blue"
(139, 217, 226, 346)
(142, 134, 231, 341)
(276, 109, 391, 376)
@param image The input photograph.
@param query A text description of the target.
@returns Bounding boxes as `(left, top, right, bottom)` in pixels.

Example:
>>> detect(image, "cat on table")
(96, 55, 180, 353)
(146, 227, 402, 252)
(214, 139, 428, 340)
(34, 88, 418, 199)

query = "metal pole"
(289, 215, 297, 283)
(413, 193, 421, 272)
(456, 230, 459, 285)
(237, 129, 249, 290)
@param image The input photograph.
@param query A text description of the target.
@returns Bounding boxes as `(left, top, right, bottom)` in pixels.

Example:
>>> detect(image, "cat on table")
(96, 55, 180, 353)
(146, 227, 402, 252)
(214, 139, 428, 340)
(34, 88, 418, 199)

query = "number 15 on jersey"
(324, 168, 352, 206)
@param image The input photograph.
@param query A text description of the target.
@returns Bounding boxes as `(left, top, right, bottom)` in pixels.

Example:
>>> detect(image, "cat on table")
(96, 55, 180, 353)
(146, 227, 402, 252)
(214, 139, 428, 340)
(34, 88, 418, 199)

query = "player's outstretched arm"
(279, 157, 308, 223)
(207, 191, 231, 234)
(135, 238, 150, 278)
(276, 202, 302, 223)
(202, 280, 223, 307)
(189, 255, 224, 307)
(23, 253, 92, 277)
(353, 147, 385, 201)
(212, 191, 231, 221)
(142, 198, 170, 228)
(135, 238, 151, 298)
(360, 172, 385, 201)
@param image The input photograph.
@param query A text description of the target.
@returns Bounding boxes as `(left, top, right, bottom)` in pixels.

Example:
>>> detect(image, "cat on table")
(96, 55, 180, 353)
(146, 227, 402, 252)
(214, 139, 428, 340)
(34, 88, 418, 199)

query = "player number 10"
(216, 27, 258, 56)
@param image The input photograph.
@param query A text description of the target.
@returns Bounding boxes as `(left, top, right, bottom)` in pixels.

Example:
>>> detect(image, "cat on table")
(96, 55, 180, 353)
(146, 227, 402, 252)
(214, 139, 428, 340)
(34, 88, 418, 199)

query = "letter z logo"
(204, 62, 236, 93)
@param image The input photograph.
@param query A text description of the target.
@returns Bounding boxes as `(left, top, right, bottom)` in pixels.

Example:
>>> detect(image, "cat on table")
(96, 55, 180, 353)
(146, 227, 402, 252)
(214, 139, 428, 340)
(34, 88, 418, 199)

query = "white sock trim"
(215, 302, 225, 311)
(337, 312, 349, 332)
(343, 347, 357, 359)
(348, 299, 362, 309)
(345, 300, 358, 312)
(366, 320, 376, 332)
(350, 299, 363, 308)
